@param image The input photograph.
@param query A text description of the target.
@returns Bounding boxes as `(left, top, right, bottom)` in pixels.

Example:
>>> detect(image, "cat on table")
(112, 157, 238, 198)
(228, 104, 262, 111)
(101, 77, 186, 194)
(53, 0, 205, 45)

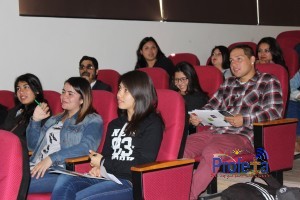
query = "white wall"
(1, 0, 299, 92)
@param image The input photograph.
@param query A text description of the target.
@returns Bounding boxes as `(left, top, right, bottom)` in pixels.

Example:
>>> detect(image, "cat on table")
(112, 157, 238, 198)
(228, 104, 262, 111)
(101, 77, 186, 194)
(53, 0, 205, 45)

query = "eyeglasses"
(258, 49, 271, 53)
(79, 64, 95, 70)
(174, 77, 188, 83)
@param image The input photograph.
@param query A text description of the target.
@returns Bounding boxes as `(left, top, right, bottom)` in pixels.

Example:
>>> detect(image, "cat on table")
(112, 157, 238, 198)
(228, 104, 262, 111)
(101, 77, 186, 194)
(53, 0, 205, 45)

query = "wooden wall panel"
(259, 0, 300, 26)
(162, 0, 257, 25)
(19, 0, 300, 26)
(19, 0, 161, 21)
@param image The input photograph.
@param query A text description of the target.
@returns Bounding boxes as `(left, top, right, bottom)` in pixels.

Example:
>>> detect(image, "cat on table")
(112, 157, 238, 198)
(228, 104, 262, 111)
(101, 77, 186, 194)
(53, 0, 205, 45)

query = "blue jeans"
(286, 100, 300, 136)
(29, 171, 60, 193)
(51, 174, 133, 200)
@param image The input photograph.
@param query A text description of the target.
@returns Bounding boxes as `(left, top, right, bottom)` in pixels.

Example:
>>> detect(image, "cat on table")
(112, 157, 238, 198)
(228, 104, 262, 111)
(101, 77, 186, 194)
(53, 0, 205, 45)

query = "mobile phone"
(219, 110, 234, 117)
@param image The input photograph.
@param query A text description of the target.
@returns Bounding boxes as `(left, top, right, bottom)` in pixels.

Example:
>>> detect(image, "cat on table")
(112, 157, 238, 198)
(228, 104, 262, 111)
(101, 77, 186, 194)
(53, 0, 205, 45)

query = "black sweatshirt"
(101, 112, 164, 181)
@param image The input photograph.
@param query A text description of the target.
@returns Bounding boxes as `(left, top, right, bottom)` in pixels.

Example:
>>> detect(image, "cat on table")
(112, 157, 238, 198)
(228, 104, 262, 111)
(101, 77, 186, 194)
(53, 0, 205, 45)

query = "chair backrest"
(97, 69, 121, 95)
(281, 47, 300, 78)
(155, 89, 185, 161)
(168, 53, 200, 66)
(228, 42, 257, 54)
(276, 30, 300, 41)
(277, 37, 300, 50)
(92, 90, 118, 152)
(43, 90, 63, 115)
(256, 64, 289, 115)
(0, 130, 23, 200)
(0, 90, 15, 110)
(137, 68, 170, 89)
(194, 66, 223, 98)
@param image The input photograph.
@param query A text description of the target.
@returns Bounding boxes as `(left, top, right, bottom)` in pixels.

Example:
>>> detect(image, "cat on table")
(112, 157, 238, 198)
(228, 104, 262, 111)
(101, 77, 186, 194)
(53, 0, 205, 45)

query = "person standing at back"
(79, 56, 112, 92)
(135, 37, 175, 77)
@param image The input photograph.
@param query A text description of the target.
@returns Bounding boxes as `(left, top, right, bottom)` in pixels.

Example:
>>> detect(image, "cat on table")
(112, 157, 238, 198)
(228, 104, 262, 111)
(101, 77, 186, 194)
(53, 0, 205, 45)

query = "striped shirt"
(203, 71, 283, 144)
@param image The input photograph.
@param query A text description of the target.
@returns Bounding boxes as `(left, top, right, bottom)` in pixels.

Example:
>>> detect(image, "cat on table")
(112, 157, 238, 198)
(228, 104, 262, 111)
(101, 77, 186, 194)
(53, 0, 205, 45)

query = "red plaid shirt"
(203, 71, 283, 144)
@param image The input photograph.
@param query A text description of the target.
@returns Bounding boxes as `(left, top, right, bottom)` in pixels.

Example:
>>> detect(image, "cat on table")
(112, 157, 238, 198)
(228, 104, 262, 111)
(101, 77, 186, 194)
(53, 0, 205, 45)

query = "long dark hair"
(256, 37, 287, 68)
(135, 37, 166, 69)
(118, 70, 163, 135)
(208, 45, 230, 70)
(170, 62, 204, 95)
(13, 73, 45, 126)
(63, 77, 96, 124)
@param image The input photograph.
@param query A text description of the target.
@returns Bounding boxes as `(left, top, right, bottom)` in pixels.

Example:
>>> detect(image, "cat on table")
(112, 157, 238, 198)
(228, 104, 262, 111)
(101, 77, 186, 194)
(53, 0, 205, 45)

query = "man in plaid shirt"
(185, 45, 283, 200)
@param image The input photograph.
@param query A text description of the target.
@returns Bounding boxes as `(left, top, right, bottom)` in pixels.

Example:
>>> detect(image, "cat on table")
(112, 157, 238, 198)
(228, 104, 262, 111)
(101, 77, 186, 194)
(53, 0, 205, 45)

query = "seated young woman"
(207, 45, 232, 79)
(170, 62, 208, 134)
(0, 73, 48, 199)
(256, 37, 287, 69)
(51, 70, 164, 200)
(134, 36, 175, 77)
(27, 77, 103, 194)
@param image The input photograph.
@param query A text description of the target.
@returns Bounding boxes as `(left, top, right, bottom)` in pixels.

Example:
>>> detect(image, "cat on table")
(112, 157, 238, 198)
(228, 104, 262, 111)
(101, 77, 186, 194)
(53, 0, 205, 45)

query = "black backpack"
(276, 186, 300, 200)
(221, 175, 300, 200)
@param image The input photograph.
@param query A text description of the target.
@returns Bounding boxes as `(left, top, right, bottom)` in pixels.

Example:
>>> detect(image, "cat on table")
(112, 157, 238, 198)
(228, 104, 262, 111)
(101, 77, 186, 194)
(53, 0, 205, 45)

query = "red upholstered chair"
(194, 65, 224, 134)
(97, 69, 121, 95)
(168, 53, 200, 66)
(276, 30, 300, 41)
(0, 90, 15, 110)
(43, 90, 63, 115)
(277, 37, 300, 50)
(194, 66, 223, 98)
(137, 68, 170, 89)
(0, 130, 23, 200)
(281, 47, 300, 78)
(65, 90, 118, 172)
(27, 90, 118, 200)
(131, 89, 194, 200)
(276, 31, 300, 57)
(201, 63, 298, 199)
(228, 42, 257, 54)
(91, 90, 118, 155)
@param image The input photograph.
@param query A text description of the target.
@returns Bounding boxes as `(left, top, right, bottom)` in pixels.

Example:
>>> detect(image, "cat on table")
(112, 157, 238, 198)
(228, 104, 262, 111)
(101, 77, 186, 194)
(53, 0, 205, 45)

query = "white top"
(30, 121, 63, 167)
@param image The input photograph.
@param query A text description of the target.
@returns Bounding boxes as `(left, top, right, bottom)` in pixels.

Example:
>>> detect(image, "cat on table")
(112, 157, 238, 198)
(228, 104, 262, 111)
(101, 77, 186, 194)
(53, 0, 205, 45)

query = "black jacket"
(92, 80, 112, 92)
(0, 104, 8, 125)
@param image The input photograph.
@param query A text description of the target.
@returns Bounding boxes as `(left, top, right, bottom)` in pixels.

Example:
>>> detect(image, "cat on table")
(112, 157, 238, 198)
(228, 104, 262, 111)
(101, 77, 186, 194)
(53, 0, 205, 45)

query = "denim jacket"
(290, 70, 300, 101)
(27, 112, 103, 166)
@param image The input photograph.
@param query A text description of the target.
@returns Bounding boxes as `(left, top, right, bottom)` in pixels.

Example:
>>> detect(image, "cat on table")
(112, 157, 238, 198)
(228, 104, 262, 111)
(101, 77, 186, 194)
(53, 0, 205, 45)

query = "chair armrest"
(131, 158, 195, 172)
(131, 159, 195, 200)
(253, 118, 298, 148)
(65, 155, 90, 163)
(65, 155, 90, 171)
(253, 118, 298, 127)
